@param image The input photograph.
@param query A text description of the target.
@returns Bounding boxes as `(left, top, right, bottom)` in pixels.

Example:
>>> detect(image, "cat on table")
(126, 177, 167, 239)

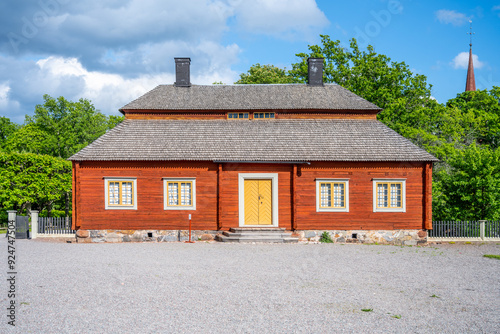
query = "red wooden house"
(69, 58, 437, 244)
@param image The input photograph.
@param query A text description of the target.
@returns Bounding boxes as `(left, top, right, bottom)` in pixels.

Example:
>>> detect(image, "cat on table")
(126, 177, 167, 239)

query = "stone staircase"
(215, 227, 299, 243)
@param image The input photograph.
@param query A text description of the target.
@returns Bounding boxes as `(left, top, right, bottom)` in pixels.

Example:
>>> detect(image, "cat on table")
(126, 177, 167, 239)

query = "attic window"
(254, 112, 275, 119)
(228, 112, 249, 119)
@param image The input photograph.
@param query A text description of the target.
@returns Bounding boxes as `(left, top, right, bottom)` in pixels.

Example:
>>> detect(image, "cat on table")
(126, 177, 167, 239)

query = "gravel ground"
(1, 238, 499, 333)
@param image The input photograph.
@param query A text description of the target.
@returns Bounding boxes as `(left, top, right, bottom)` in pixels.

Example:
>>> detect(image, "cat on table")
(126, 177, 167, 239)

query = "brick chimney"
(308, 57, 324, 86)
(174, 57, 191, 87)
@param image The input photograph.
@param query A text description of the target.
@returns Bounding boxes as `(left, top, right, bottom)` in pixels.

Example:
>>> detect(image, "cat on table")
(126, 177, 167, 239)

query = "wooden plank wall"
(75, 161, 218, 230)
(295, 162, 426, 230)
(74, 161, 428, 231)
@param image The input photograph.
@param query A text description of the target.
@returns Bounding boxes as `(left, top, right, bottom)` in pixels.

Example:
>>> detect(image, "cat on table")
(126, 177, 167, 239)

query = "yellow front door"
(244, 179, 272, 225)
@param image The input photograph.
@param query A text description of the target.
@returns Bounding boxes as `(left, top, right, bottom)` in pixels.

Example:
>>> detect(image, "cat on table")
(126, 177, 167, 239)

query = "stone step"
(222, 231, 293, 238)
(215, 235, 298, 243)
(230, 227, 286, 233)
(216, 228, 299, 243)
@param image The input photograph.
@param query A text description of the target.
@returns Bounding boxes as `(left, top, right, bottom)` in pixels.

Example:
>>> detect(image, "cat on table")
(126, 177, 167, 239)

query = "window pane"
(244, 113, 248, 118)
(377, 183, 388, 207)
(390, 183, 401, 207)
(168, 182, 179, 206)
(180, 182, 192, 206)
(270, 113, 275, 118)
(333, 183, 344, 207)
(109, 182, 120, 205)
(121, 182, 133, 205)
(320, 183, 332, 208)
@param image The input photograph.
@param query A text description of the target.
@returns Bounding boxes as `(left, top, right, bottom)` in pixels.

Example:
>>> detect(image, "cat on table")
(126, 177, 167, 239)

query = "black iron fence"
(429, 220, 500, 239)
(38, 217, 75, 235)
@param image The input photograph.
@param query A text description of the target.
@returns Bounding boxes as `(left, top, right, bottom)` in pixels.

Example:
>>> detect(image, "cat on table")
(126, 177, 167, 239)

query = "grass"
(449, 241, 455, 244)
(391, 314, 402, 319)
(361, 308, 373, 312)
(465, 241, 472, 244)
(430, 294, 440, 298)
(483, 254, 500, 260)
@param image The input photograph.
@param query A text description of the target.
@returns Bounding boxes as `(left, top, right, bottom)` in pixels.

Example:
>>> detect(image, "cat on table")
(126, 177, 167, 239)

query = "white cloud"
(435, 9, 469, 26)
(451, 52, 485, 69)
(28, 44, 241, 115)
(0, 81, 22, 121)
(0, 83, 10, 108)
(0, 0, 328, 121)
(230, 0, 329, 39)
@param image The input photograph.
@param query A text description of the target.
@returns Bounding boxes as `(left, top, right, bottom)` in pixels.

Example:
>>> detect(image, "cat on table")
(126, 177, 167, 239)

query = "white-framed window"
(228, 112, 249, 119)
(316, 179, 349, 212)
(163, 178, 196, 210)
(372, 179, 406, 212)
(104, 178, 137, 210)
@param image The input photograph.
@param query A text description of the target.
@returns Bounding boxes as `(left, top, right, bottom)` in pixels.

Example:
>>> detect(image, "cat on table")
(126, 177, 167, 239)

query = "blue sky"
(1, 0, 499, 123)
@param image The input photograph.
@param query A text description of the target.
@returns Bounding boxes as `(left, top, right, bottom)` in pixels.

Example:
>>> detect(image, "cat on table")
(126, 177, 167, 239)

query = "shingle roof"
(69, 119, 438, 162)
(120, 84, 381, 111)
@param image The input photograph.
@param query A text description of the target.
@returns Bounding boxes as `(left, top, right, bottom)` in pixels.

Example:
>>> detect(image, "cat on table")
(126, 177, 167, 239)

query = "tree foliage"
(0, 116, 19, 149)
(0, 152, 72, 215)
(235, 64, 298, 84)
(433, 144, 500, 220)
(7, 95, 124, 159)
(1, 95, 123, 219)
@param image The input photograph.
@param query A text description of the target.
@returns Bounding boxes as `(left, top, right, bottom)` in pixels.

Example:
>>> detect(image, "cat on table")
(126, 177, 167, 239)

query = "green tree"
(21, 95, 124, 159)
(433, 144, 500, 220)
(0, 116, 19, 149)
(0, 152, 72, 216)
(3, 123, 52, 155)
(235, 64, 298, 84)
(444, 89, 500, 148)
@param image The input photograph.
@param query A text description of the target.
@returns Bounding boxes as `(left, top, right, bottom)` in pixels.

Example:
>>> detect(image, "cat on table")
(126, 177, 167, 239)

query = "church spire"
(465, 20, 476, 92)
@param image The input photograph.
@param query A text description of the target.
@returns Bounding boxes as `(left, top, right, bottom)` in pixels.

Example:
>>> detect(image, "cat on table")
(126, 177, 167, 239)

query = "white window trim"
(238, 173, 279, 227)
(104, 177, 137, 210)
(316, 179, 349, 212)
(163, 178, 196, 210)
(372, 178, 406, 213)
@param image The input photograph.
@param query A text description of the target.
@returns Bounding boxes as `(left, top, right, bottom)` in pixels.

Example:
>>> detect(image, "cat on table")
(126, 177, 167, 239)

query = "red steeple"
(465, 21, 476, 92)
(465, 47, 476, 91)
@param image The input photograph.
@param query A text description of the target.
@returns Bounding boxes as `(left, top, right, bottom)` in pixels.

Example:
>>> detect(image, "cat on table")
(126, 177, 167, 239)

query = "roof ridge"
(120, 84, 382, 112)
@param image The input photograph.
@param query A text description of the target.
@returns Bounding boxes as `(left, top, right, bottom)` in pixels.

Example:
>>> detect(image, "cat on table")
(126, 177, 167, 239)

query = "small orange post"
(185, 214, 194, 243)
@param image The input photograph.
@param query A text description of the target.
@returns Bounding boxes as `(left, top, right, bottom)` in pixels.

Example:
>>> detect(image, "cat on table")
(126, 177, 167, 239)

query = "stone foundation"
(295, 229, 427, 245)
(76, 229, 217, 243)
(76, 229, 427, 244)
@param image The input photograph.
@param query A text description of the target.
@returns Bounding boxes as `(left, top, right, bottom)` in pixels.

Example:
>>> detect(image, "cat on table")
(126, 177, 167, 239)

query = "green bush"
(319, 231, 333, 243)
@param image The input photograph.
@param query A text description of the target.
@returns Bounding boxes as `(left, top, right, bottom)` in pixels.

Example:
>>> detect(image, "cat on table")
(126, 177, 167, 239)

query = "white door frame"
(238, 173, 279, 227)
